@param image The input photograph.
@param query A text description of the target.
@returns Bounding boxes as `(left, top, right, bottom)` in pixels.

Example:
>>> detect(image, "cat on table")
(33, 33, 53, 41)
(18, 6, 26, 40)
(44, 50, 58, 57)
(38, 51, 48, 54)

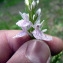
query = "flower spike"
(13, 0, 52, 42)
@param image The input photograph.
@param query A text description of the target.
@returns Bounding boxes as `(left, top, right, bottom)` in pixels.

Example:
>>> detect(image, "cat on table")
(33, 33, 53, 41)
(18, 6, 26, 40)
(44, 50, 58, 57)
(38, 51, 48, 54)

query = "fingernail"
(25, 40, 50, 63)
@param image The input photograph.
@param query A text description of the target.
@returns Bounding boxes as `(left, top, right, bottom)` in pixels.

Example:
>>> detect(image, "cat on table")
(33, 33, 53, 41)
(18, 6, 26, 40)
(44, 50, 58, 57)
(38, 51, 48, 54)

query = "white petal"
(40, 20, 45, 29)
(13, 31, 27, 38)
(33, 14, 35, 20)
(19, 11, 22, 16)
(42, 29, 47, 32)
(32, 1, 36, 6)
(41, 20, 45, 25)
(36, 8, 41, 16)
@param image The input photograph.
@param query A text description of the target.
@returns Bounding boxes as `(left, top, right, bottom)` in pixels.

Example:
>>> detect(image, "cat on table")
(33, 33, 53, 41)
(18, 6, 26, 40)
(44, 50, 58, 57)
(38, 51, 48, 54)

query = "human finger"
(44, 35, 63, 55)
(0, 30, 31, 63)
(7, 40, 51, 63)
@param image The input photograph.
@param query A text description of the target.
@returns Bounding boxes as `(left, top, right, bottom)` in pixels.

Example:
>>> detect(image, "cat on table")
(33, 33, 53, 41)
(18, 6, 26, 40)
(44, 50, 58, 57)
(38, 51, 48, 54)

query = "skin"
(0, 30, 63, 63)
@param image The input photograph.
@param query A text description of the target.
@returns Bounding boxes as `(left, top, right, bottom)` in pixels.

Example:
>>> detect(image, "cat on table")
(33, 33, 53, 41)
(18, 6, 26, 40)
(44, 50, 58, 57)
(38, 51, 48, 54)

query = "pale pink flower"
(32, 20, 52, 41)
(13, 12, 32, 38)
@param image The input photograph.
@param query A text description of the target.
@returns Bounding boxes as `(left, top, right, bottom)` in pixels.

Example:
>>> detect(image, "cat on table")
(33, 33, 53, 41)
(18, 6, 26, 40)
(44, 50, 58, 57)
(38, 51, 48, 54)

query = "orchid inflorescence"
(13, 0, 52, 41)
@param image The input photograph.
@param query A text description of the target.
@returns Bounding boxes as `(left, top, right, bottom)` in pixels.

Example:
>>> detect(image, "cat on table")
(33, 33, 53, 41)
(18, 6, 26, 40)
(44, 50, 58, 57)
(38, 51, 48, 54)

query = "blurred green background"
(0, 0, 63, 63)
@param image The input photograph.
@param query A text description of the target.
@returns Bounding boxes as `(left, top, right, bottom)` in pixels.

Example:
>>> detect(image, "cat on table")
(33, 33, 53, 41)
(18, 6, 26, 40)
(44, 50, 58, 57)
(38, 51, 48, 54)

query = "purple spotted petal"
(32, 29, 52, 41)
(32, 29, 42, 39)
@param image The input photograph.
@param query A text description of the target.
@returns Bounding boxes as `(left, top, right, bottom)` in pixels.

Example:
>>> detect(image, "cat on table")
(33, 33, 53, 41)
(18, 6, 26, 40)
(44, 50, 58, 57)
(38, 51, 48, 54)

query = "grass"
(0, 0, 63, 63)
(4, 0, 23, 7)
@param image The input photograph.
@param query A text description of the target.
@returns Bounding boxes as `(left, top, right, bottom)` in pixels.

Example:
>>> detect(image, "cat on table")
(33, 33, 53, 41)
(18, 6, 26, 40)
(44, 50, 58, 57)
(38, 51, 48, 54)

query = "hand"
(0, 30, 63, 63)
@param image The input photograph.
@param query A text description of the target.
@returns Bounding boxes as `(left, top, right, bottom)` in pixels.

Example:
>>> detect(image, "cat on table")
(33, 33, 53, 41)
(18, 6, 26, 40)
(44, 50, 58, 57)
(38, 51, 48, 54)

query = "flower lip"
(32, 28, 52, 41)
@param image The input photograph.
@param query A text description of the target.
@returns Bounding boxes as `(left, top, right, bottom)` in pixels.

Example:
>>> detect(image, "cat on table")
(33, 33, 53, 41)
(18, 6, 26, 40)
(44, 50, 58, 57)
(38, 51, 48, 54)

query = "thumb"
(7, 40, 51, 63)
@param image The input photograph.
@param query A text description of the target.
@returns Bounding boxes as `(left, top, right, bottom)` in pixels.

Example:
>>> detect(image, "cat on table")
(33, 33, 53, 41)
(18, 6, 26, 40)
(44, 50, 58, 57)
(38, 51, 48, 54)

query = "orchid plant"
(13, 0, 52, 41)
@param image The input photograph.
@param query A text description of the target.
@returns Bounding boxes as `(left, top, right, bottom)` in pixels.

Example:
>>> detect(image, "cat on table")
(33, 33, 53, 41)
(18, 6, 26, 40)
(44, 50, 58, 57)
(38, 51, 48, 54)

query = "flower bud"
(36, 0, 39, 4)
(25, 0, 29, 6)
(32, 0, 36, 8)
(36, 8, 41, 16)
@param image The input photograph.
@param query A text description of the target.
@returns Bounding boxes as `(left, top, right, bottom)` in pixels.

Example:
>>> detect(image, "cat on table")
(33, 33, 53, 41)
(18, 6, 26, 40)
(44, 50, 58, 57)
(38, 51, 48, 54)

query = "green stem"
(29, 0, 32, 5)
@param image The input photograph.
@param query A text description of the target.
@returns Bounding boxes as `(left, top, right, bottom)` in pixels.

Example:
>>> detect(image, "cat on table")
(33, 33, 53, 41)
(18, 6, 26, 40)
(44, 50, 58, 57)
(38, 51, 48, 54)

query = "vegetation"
(0, 0, 63, 63)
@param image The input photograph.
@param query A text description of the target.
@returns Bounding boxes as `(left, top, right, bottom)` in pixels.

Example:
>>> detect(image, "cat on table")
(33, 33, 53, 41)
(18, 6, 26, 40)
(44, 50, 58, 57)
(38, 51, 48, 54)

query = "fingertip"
(25, 40, 51, 63)
(0, 30, 31, 63)
(44, 35, 63, 55)
(7, 40, 51, 63)
(5, 30, 31, 51)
